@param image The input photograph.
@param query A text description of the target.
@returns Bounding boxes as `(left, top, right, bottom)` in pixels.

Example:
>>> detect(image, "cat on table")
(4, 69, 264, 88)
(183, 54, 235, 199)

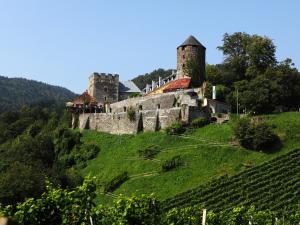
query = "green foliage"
(0, 161, 45, 205)
(138, 145, 160, 159)
(234, 118, 280, 151)
(0, 107, 94, 205)
(93, 194, 160, 225)
(162, 155, 184, 172)
(104, 172, 129, 193)
(163, 205, 300, 225)
(129, 92, 141, 98)
(80, 112, 300, 205)
(127, 107, 136, 121)
(217, 32, 276, 79)
(191, 117, 210, 128)
(202, 32, 300, 114)
(54, 129, 100, 169)
(162, 206, 201, 225)
(1, 178, 299, 224)
(162, 149, 300, 213)
(0, 76, 75, 113)
(183, 58, 203, 87)
(0, 177, 96, 225)
(132, 68, 173, 90)
(165, 121, 186, 135)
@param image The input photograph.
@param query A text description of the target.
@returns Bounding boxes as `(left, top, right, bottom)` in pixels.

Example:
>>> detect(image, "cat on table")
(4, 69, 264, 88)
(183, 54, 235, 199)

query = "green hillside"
(0, 76, 76, 112)
(162, 148, 300, 213)
(81, 112, 300, 205)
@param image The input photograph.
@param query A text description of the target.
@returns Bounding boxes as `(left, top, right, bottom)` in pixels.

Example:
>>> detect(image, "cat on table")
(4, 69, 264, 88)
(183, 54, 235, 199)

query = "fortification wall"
(78, 107, 185, 134)
(78, 91, 208, 135)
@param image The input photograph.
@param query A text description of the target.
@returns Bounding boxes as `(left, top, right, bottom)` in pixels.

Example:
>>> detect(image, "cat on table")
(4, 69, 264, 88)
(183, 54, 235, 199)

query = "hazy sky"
(0, 0, 299, 93)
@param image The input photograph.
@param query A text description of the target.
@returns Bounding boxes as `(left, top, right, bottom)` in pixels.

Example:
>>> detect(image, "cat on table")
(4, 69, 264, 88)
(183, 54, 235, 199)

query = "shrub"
(162, 155, 184, 172)
(191, 117, 210, 128)
(234, 118, 280, 151)
(127, 107, 136, 121)
(104, 172, 129, 193)
(165, 121, 186, 135)
(80, 144, 100, 160)
(138, 145, 160, 159)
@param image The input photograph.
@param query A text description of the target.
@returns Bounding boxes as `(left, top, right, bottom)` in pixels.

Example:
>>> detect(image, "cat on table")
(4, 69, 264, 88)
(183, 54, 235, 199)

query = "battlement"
(89, 72, 119, 81)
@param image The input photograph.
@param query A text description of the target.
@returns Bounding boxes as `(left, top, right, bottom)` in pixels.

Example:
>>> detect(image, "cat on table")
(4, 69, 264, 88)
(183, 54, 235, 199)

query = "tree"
(218, 32, 276, 80)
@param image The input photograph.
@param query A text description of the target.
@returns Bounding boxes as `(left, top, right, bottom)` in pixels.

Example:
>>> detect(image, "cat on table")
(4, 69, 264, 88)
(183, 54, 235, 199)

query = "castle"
(67, 35, 231, 134)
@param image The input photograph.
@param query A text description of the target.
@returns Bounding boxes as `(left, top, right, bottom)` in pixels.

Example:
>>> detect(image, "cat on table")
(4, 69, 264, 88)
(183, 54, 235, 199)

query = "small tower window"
(182, 64, 185, 68)
(157, 104, 160, 109)
(104, 87, 108, 92)
(183, 55, 185, 59)
(104, 96, 107, 101)
(139, 105, 143, 110)
(123, 106, 127, 112)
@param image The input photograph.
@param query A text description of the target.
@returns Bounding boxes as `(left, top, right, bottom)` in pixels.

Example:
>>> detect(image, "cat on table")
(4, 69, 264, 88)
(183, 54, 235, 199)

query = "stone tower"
(176, 35, 206, 87)
(88, 72, 119, 107)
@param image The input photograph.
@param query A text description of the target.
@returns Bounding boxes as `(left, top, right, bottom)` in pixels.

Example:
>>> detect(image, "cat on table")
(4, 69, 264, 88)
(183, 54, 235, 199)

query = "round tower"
(176, 35, 206, 87)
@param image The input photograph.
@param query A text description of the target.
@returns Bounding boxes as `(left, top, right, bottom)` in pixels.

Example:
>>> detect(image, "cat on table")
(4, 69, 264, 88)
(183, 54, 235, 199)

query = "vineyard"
(162, 148, 300, 213)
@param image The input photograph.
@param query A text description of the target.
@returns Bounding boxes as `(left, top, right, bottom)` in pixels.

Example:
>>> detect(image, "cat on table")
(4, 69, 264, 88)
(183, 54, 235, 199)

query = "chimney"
(152, 80, 155, 90)
(158, 77, 162, 87)
(212, 86, 216, 99)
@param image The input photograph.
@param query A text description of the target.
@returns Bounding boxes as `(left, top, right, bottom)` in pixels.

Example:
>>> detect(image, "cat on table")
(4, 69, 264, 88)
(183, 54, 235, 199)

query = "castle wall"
(78, 107, 188, 135)
(78, 106, 207, 135)
(78, 91, 208, 135)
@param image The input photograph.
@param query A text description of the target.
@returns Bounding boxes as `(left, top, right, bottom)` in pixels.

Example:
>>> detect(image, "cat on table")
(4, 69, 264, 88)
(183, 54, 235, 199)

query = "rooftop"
(119, 80, 141, 93)
(178, 35, 206, 49)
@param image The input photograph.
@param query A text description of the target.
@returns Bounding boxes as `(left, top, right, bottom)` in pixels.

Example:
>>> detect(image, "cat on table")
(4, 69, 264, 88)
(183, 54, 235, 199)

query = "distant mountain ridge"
(0, 76, 76, 112)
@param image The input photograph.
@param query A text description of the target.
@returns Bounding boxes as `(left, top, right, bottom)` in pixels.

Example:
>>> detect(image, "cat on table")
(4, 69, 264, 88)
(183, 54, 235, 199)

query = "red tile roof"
(72, 91, 98, 106)
(163, 77, 191, 93)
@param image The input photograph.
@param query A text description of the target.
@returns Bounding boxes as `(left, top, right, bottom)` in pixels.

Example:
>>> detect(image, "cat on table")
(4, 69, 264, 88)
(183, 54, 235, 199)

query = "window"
(183, 55, 185, 59)
(139, 105, 143, 110)
(182, 64, 185, 68)
(157, 104, 160, 109)
(123, 106, 127, 112)
(104, 86, 108, 92)
(104, 96, 107, 101)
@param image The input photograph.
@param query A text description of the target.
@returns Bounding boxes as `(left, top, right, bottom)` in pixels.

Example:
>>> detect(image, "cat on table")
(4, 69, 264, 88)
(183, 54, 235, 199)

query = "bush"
(162, 155, 184, 172)
(104, 172, 129, 193)
(234, 118, 280, 151)
(127, 107, 136, 121)
(165, 121, 186, 135)
(138, 145, 160, 159)
(80, 144, 100, 160)
(191, 117, 210, 128)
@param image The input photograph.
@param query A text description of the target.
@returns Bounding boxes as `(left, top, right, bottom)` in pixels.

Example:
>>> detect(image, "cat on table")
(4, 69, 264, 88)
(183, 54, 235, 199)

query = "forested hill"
(132, 68, 173, 90)
(0, 76, 76, 112)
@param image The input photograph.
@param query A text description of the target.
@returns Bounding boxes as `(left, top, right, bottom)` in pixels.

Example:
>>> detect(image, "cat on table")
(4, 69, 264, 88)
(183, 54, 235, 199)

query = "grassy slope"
(81, 112, 300, 204)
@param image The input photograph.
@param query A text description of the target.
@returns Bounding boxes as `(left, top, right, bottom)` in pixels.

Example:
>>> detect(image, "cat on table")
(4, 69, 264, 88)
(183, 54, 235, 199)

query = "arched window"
(104, 87, 108, 92)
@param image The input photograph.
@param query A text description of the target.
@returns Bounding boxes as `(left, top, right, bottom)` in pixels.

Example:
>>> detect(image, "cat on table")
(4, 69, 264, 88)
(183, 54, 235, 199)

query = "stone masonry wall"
(78, 106, 206, 135)
(78, 91, 208, 135)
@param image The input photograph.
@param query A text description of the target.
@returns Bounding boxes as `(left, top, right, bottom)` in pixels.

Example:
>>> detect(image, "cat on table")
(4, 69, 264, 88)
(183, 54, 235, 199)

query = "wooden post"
(202, 209, 207, 225)
(89, 216, 94, 225)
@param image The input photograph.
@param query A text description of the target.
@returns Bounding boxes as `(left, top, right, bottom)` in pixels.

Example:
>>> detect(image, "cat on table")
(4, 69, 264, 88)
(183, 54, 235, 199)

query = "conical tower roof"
(177, 35, 205, 49)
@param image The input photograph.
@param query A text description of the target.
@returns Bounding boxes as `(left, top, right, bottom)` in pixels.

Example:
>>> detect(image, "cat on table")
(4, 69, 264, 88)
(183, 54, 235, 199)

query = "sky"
(0, 0, 299, 93)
